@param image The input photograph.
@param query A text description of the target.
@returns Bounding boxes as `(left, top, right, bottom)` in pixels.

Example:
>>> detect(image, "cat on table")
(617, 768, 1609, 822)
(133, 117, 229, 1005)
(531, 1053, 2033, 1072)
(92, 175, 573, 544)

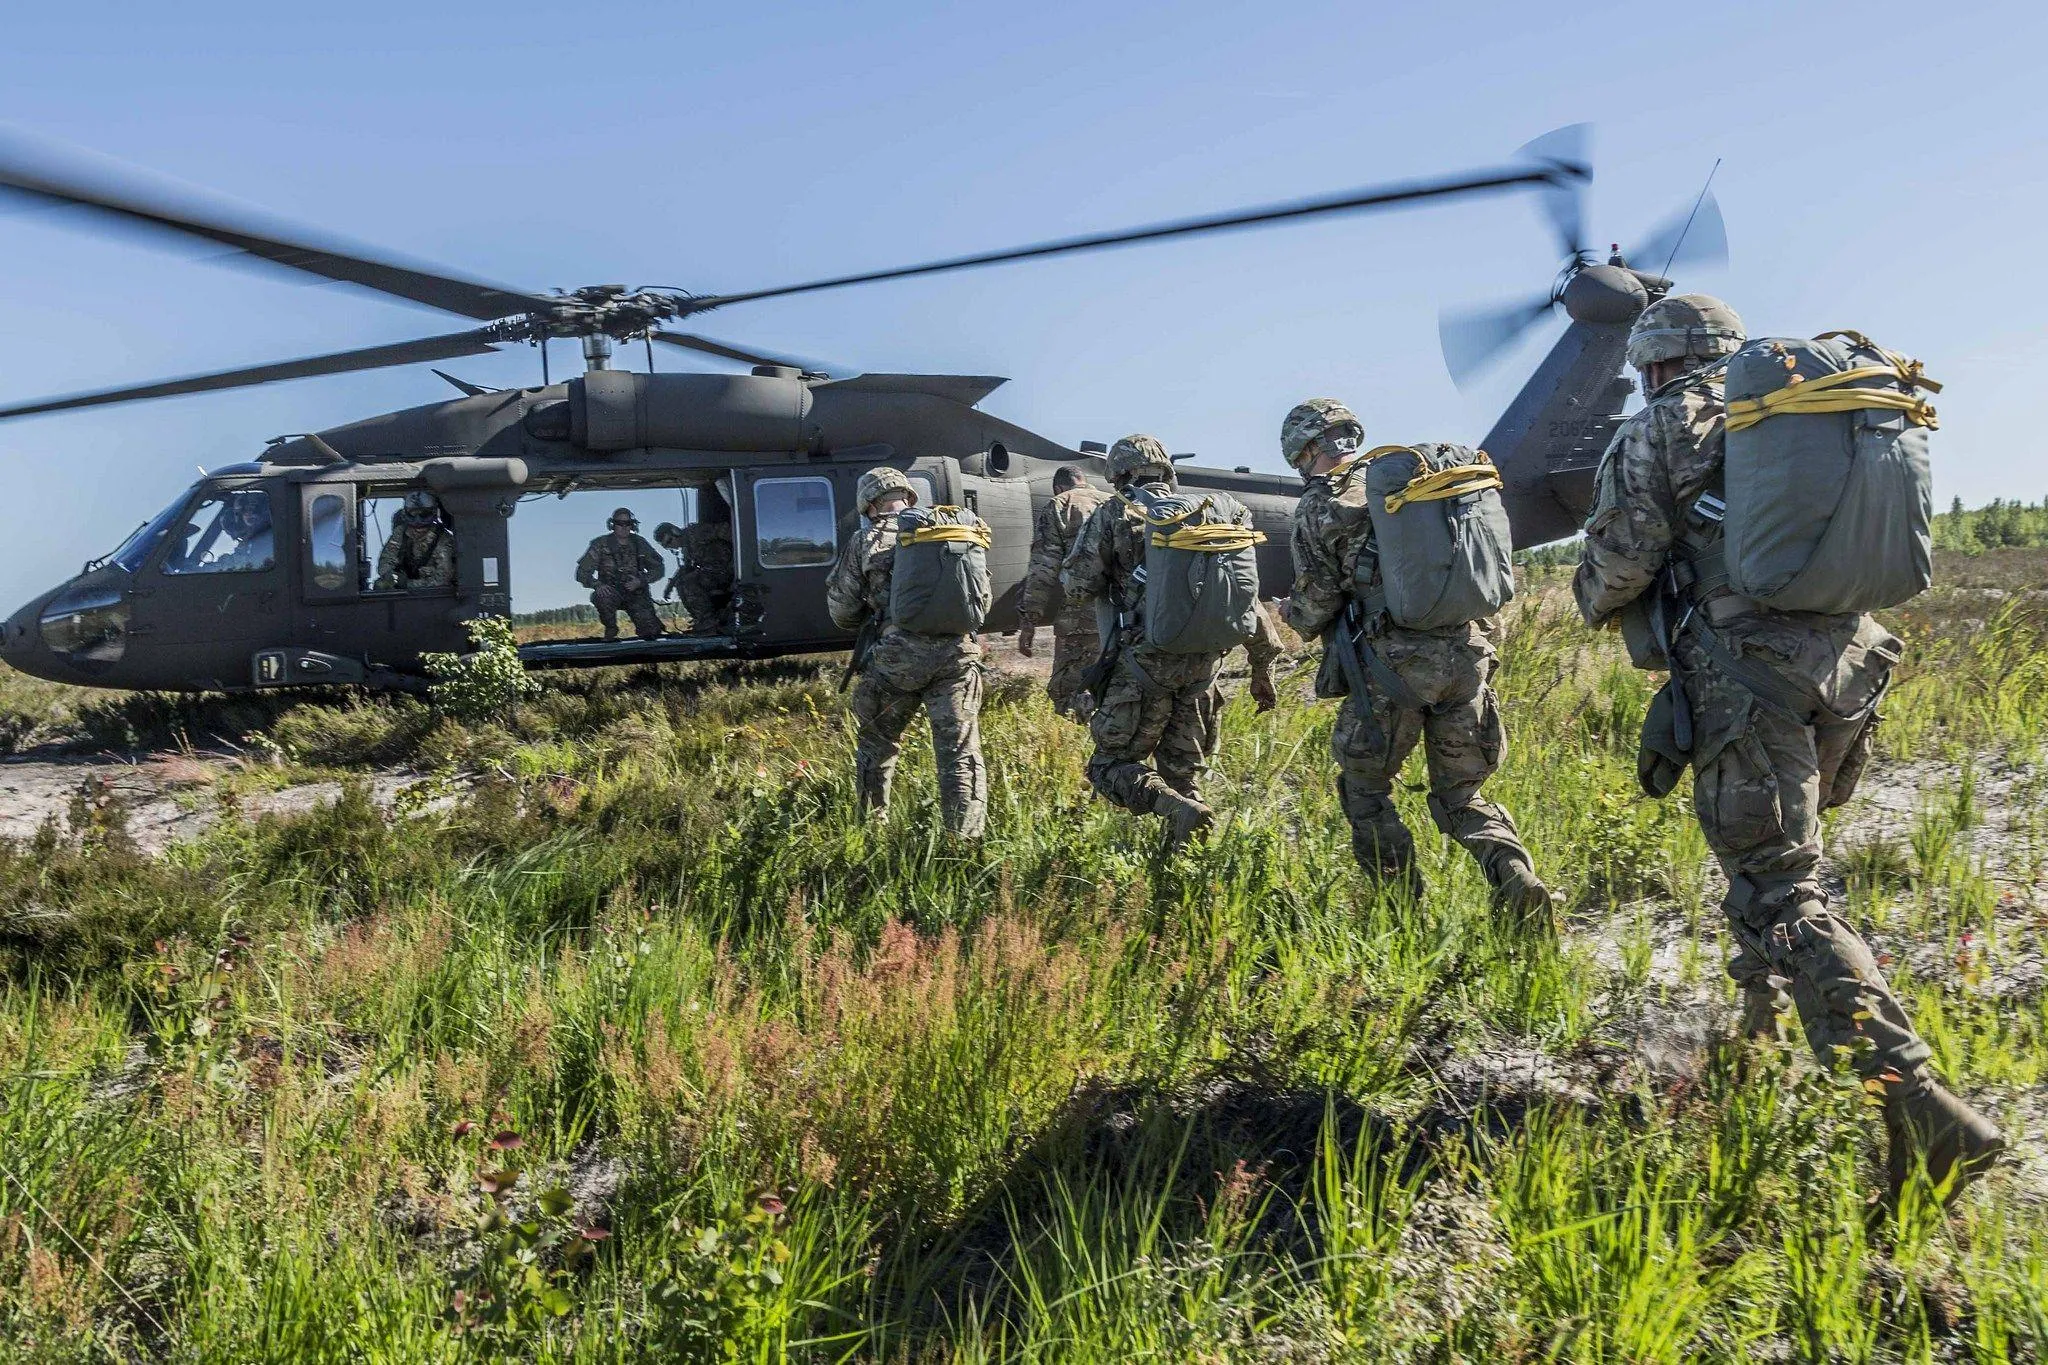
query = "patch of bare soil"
(0, 749, 454, 854)
(1573, 751, 2048, 1204)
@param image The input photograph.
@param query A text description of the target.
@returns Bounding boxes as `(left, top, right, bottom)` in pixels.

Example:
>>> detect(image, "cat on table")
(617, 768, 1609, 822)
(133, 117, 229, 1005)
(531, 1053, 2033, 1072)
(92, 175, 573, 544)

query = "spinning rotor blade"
(0, 329, 502, 420)
(1514, 123, 1592, 258)
(1626, 188, 1727, 277)
(1438, 292, 1558, 388)
(695, 160, 1585, 313)
(650, 330, 836, 376)
(0, 125, 548, 320)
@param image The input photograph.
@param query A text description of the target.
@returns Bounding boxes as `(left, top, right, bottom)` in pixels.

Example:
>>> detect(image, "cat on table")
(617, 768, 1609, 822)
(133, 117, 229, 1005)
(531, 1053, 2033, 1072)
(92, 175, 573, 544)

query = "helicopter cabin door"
(295, 482, 468, 672)
(737, 468, 848, 645)
(126, 480, 289, 691)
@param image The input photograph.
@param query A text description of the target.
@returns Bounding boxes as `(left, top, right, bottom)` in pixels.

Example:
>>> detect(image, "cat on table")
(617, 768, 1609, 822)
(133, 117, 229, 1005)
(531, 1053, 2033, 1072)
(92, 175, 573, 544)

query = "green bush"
(423, 615, 543, 724)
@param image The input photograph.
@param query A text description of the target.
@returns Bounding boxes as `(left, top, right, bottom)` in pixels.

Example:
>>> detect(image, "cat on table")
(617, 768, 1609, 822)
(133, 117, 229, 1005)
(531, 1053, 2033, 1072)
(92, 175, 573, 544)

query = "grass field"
(0, 551, 2044, 1360)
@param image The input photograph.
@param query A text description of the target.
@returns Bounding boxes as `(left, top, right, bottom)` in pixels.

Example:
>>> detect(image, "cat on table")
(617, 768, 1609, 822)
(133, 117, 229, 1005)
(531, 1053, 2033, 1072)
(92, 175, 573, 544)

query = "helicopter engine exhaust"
(568, 370, 814, 454)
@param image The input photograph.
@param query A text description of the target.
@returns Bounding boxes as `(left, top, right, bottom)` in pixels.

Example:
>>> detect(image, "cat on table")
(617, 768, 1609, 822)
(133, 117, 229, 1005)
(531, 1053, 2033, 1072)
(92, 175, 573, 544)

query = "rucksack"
(889, 505, 992, 635)
(1120, 483, 1266, 655)
(1355, 443, 1515, 630)
(1722, 330, 1937, 614)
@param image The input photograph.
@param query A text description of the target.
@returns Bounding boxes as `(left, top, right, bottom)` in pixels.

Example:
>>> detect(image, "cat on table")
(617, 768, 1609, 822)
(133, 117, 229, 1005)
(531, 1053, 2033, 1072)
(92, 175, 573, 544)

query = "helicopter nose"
(0, 600, 55, 682)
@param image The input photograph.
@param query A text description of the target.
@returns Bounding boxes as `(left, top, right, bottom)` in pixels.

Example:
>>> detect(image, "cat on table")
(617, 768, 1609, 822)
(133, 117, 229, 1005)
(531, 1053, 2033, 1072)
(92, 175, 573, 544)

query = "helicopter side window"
(161, 490, 276, 575)
(904, 472, 937, 508)
(306, 492, 351, 593)
(752, 476, 837, 569)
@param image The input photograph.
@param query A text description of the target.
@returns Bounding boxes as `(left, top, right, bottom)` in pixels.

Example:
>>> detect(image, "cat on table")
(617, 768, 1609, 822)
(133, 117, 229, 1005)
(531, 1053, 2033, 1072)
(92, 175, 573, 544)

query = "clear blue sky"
(1, 0, 2042, 609)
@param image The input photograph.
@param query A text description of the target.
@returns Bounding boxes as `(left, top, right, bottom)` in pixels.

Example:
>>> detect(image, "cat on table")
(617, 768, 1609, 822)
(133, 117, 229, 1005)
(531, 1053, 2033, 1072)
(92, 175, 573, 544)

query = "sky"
(0, 0, 2043, 610)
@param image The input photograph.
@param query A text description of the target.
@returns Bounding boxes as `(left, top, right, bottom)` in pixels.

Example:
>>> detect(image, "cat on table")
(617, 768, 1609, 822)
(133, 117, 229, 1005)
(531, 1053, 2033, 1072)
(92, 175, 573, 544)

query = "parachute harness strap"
(1726, 332, 1942, 433)
(898, 506, 992, 549)
(1119, 487, 1267, 550)
(1150, 524, 1267, 551)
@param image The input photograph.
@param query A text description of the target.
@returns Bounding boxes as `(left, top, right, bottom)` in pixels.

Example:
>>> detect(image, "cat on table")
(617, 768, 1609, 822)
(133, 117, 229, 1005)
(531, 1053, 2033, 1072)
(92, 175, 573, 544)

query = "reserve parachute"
(889, 504, 992, 636)
(1722, 330, 1937, 613)
(1355, 442, 1516, 630)
(1120, 484, 1266, 654)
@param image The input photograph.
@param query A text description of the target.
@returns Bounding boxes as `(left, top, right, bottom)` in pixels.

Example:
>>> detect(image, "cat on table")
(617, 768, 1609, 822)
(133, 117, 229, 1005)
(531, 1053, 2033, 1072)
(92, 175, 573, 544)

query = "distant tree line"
(1934, 496, 2048, 552)
(512, 602, 689, 626)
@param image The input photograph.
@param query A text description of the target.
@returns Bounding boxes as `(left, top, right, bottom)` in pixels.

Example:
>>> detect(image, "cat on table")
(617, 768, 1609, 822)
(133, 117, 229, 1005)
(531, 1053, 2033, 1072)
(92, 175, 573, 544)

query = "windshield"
(107, 482, 200, 573)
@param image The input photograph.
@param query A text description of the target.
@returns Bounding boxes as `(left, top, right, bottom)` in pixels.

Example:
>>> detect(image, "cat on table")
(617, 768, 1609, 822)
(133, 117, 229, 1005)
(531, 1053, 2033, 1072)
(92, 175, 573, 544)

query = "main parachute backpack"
(1722, 330, 1938, 614)
(1356, 442, 1516, 630)
(1120, 484, 1267, 654)
(889, 504, 993, 635)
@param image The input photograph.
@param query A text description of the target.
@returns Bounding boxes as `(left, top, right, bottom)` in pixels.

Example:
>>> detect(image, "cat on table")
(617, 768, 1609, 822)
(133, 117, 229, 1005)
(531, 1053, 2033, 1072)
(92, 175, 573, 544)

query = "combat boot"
(1883, 1074, 2006, 1205)
(1736, 984, 1788, 1044)
(1155, 790, 1214, 853)
(1488, 854, 1556, 937)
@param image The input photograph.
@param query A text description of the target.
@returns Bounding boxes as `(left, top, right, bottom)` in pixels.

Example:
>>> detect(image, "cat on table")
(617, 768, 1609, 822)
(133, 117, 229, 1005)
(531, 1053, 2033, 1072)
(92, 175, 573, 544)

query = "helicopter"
(0, 124, 1722, 693)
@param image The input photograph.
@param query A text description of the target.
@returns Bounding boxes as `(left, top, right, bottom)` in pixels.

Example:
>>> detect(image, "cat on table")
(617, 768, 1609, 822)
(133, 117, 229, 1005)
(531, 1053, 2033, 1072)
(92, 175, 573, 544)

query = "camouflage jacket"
(827, 516, 981, 650)
(1288, 460, 1490, 647)
(1061, 481, 1282, 669)
(679, 521, 734, 583)
(1021, 484, 1107, 624)
(375, 524, 455, 591)
(576, 532, 663, 592)
(1573, 370, 1726, 627)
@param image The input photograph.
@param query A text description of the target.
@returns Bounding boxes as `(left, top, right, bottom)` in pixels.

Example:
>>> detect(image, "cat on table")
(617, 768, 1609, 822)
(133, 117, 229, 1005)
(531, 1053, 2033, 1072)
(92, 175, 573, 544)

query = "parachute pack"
(1119, 484, 1266, 655)
(889, 505, 992, 636)
(1721, 330, 1938, 615)
(1350, 442, 1516, 631)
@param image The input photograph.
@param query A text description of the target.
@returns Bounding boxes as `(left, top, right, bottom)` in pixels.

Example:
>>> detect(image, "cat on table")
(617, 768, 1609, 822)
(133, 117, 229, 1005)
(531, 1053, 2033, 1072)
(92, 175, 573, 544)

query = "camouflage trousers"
(673, 568, 734, 634)
(591, 583, 663, 640)
(1086, 644, 1220, 814)
(1047, 608, 1101, 722)
(1332, 625, 1531, 885)
(1676, 612, 1929, 1079)
(851, 628, 987, 838)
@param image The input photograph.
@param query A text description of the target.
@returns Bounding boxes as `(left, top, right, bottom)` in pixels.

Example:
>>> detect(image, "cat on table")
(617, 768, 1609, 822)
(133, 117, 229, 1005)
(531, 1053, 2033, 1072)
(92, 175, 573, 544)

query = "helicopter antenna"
(1661, 159, 1722, 278)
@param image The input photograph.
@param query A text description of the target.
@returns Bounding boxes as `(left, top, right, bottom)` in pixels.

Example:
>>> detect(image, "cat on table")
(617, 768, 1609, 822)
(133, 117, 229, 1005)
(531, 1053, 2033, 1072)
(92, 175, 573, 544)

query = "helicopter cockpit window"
(161, 489, 276, 575)
(108, 482, 200, 574)
(752, 476, 837, 569)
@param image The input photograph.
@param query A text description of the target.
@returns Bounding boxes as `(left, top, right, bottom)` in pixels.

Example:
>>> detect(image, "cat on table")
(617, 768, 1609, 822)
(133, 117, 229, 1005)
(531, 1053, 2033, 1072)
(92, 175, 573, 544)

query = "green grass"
(0, 572, 2043, 1360)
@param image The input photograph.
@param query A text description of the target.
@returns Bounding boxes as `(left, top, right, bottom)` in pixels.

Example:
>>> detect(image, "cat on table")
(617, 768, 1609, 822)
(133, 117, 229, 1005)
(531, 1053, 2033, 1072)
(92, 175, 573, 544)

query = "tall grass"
(0, 576, 2041, 1360)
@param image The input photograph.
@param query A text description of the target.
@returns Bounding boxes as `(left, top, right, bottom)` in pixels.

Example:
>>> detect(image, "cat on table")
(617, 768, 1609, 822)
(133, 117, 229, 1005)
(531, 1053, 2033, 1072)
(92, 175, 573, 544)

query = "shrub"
(423, 616, 542, 724)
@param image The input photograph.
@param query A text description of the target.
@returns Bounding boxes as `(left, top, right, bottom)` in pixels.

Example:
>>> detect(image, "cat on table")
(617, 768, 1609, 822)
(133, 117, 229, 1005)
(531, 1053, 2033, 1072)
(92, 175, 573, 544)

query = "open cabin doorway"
(504, 477, 745, 665)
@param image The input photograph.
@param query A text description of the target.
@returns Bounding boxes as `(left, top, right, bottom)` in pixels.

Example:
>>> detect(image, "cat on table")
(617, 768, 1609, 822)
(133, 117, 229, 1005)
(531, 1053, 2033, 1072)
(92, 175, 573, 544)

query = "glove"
(1017, 620, 1037, 657)
(1249, 668, 1278, 713)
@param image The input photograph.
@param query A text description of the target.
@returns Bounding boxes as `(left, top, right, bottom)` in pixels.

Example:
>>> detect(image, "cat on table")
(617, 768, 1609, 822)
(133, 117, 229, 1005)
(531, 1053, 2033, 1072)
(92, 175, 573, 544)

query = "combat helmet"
(856, 466, 919, 516)
(1626, 293, 1745, 373)
(394, 489, 443, 528)
(1106, 434, 1172, 486)
(1280, 399, 1363, 471)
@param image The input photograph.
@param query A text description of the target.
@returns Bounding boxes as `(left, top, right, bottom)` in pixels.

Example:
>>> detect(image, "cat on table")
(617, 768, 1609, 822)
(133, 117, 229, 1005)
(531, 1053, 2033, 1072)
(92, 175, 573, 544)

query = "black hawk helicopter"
(0, 125, 1722, 692)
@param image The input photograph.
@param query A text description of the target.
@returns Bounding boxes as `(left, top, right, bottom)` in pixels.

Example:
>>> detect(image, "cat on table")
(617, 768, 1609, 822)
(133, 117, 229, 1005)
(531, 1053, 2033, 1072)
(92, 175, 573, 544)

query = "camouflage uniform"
(1287, 459, 1536, 893)
(576, 523, 666, 641)
(374, 518, 456, 591)
(1021, 480, 1108, 720)
(1573, 329, 1928, 1083)
(1062, 443, 1280, 829)
(666, 521, 735, 632)
(827, 470, 987, 838)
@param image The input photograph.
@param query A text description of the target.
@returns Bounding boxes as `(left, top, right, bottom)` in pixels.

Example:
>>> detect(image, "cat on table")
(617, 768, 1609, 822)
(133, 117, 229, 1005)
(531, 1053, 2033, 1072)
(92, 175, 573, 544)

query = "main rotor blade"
(693, 161, 1583, 314)
(1438, 292, 1558, 389)
(1626, 189, 1727, 277)
(1514, 123, 1592, 259)
(650, 330, 837, 376)
(0, 125, 549, 321)
(0, 329, 502, 421)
